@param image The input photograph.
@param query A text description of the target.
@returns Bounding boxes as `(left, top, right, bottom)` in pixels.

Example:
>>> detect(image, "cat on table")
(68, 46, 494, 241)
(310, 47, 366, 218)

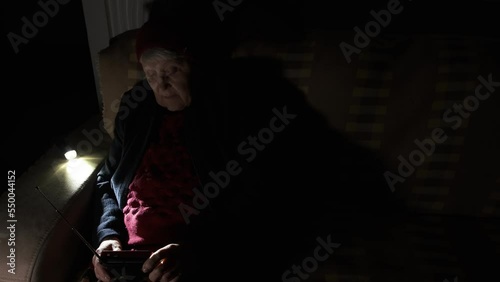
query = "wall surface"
(4, 0, 99, 178)
(82, 0, 154, 111)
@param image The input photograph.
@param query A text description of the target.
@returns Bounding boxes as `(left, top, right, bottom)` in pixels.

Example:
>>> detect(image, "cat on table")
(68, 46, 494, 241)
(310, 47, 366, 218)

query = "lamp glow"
(64, 150, 77, 160)
(65, 158, 95, 184)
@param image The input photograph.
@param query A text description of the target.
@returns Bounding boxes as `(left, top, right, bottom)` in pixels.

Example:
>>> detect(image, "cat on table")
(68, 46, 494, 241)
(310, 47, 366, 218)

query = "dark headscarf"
(135, 19, 192, 62)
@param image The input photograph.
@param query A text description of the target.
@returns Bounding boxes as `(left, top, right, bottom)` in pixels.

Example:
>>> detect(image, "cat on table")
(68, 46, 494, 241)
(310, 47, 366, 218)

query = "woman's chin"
(155, 92, 190, 111)
(163, 101, 187, 111)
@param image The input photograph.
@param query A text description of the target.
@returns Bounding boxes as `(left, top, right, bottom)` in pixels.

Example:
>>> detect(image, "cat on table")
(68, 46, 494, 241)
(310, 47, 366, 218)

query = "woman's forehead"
(142, 58, 177, 70)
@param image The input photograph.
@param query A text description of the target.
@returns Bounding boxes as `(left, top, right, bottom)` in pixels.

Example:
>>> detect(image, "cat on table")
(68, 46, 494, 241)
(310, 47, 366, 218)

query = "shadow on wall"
(186, 55, 402, 281)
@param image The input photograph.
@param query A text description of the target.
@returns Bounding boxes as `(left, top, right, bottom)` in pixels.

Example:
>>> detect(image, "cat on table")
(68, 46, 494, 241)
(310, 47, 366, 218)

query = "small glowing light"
(65, 158, 95, 184)
(64, 150, 77, 160)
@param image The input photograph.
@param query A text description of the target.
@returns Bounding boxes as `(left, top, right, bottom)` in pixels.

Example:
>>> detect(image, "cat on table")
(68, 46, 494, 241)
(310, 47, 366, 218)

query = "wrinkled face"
(141, 56, 191, 111)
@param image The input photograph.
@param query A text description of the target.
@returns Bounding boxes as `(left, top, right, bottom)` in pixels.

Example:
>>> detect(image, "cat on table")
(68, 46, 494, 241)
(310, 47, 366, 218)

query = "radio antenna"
(35, 186, 101, 260)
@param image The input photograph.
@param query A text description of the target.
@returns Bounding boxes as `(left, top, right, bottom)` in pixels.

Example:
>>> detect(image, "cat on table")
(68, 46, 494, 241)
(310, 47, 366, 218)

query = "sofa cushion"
(98, 29, 145, 139)
(0, 116, 111, 282)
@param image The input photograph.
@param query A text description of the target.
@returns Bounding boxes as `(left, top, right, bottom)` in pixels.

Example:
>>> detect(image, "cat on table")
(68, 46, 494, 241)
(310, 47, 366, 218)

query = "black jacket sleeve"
(93, 93, 130, 246)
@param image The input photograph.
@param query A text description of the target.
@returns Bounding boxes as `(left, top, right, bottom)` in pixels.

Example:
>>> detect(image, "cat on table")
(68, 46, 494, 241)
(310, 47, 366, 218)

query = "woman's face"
(141, 56, 191, 111)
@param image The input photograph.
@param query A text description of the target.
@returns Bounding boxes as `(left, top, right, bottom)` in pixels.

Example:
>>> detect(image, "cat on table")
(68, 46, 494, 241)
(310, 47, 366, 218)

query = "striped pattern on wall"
(320, 216, 468, 282)
(410, 39, 479, 213)
(344, 36, 399, 150)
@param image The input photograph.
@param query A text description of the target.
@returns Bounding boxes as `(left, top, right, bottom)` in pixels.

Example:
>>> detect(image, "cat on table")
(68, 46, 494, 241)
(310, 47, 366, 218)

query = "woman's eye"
(161, 67, 177, 76)
(146, 73, 157, 82)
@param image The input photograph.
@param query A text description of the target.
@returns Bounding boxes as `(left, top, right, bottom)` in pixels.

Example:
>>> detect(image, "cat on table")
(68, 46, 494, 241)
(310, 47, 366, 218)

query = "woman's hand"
(142, 243, 183, 282)
(92, 237, 122, 282)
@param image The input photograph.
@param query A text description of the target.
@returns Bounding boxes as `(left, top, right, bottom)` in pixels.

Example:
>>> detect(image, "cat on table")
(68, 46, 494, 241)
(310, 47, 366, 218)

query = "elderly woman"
(90, 17, 274, 282)
(89, 14, 395, 282)
(91, 19, 221, 282)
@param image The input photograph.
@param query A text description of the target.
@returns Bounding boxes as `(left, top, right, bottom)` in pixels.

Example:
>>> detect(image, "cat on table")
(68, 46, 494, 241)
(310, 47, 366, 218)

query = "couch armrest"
(0, 115, 111, 282)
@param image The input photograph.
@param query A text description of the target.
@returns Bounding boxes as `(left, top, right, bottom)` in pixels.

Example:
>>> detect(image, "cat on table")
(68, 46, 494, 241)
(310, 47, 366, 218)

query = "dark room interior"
(4, 0, 500, 178)
(2, 0, 499, 281)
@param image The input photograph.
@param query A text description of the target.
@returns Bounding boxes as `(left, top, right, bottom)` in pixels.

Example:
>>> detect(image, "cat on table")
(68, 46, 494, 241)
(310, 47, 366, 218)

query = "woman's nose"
(158, 75, 170, 88)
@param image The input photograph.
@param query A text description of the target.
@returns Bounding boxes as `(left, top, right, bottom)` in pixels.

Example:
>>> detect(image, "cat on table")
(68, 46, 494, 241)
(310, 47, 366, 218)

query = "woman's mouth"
(162, 93, 176, 98)
(161, 85, 177, 98)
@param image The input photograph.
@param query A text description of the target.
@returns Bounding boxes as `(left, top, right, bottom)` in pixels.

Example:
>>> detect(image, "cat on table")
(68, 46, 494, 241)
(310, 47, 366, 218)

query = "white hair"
(140, 47, 183, 63)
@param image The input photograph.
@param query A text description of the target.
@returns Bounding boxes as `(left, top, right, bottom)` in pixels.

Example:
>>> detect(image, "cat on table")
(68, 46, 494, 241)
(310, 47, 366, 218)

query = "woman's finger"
(149, 259, 180, 282)
(143, 244, 179, 272)
(160, 264, 182, 282)
(93, 259, 111, 282)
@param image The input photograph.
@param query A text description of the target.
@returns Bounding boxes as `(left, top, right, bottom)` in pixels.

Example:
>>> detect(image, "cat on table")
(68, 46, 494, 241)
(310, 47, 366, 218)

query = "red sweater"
(123, 111, 198, 250)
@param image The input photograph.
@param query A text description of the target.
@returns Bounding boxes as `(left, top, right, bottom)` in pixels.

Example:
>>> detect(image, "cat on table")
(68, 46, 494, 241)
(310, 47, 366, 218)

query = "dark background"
(2, 0, 500, 182)
(3, 0, 98, 181)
